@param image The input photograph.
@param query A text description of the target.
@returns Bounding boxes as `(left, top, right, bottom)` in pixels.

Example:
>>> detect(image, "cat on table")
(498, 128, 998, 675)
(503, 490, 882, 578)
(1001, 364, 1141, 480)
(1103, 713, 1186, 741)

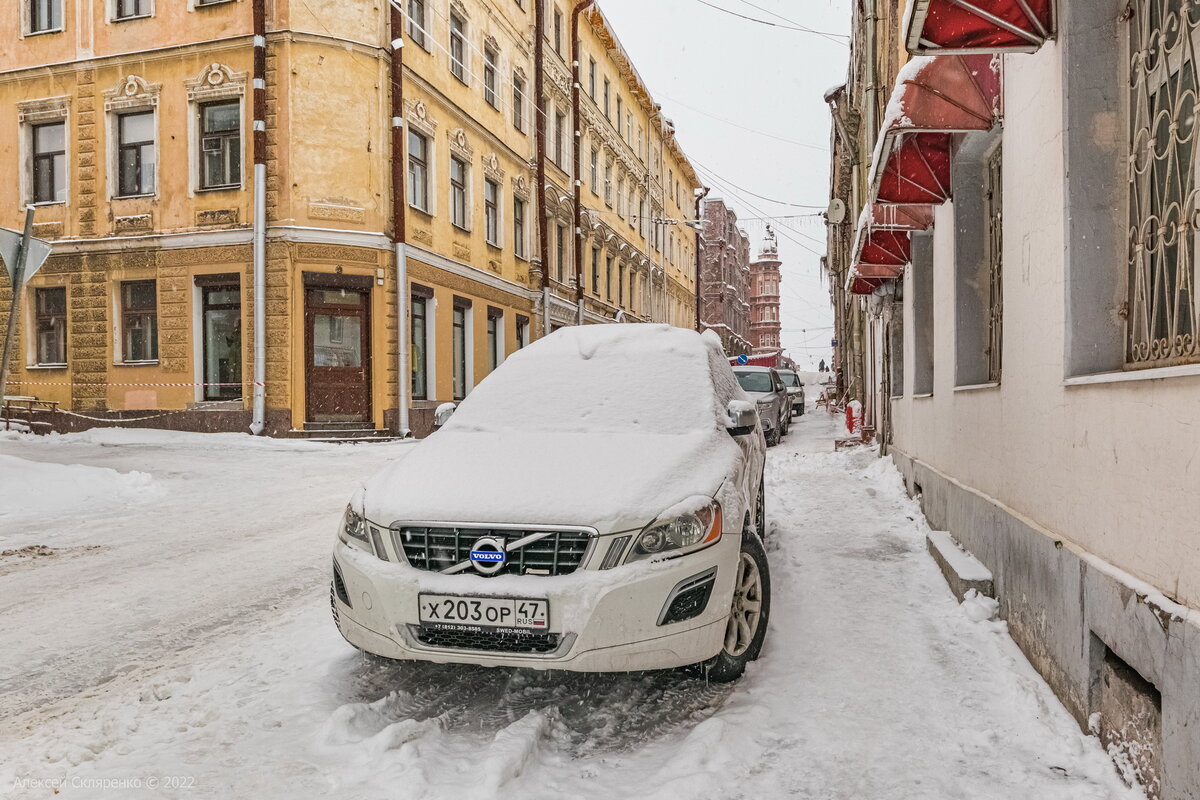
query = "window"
(484, 178, 500, 246)
(604, 160, 613, 206)
(987, 146, 1003, 383)
(638, 198, 646, 238)
(513, 74, 526, 131)
(616, 175, 624, 216)
(483, 46, 498, 108)
(1127, 0, 1198, 367)
(603, 78, 610, 118)
(627, 188, 635, 226)
(116, 111, 155, 197)
(408, 0, 426, 47)
(554, 110, 565, 166)
(588, 58, 597, 98)
(618, 262, 625, 307)
(29, 0, 61, 32)
(34, 286, 66, 366)
(605, 254, 613, 300)
(616, 97, 623, 134)
(449, 14, 467, 83)
(31, 122, 66, 204)
(912, 232, 934, 394)
(200, 282, 241, 400)
(487, 308, 502, 371)
(114, 0, 148, 19)
(591, 247, 600, 295)
(450, 155, 467, 229)
(516, 315, 529, 349)
(411, 294, 428, 400)
(589, 148, 599, 193)
(553, 7, 563, 54)
(121, 280, 158, 362)
(408, 130, 429, 212)
(513, 195, 526, 258)
(452, 301, 468, 400)
(556, 224, 566, 282)
(199, 100, 240, 190)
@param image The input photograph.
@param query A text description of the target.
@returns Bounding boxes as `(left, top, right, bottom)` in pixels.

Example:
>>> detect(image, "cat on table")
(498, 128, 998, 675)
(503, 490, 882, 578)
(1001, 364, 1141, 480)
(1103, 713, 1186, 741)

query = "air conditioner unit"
(201, 137, 222, 153)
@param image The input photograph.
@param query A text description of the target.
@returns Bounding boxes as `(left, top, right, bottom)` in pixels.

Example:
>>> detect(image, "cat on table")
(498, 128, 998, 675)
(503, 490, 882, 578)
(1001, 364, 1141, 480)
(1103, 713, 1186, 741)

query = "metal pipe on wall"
(693, 186, 709, 331)
(571, 0, 595, 328)
(249, 0, 267, 435)
(390, 2, 411, 436)
(534, 0, 551, 337)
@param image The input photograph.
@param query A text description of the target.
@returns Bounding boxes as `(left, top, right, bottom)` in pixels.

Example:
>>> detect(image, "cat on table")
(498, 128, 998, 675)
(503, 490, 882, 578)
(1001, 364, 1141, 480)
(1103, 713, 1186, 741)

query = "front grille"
(415, 625, 562, 654)
(392, 526, 592, 576)
(659, 569, 717, 625)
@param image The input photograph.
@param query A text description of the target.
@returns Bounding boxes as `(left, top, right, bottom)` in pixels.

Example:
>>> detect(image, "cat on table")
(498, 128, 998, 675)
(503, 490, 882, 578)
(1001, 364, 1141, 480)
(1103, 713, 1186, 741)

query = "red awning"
(868, 54, 1001, 206)
(846, 204, 934, 295)
(904, 0, 1054, 56)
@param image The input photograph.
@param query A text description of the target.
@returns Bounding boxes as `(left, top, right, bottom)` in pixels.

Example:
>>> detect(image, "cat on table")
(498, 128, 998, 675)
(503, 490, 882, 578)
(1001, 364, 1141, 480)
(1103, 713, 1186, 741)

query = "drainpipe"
(390, 4, 411, 436)
(571, 1, 594, 327)
(693, 186, 709, 331)
(534, 0, 550, 337)
(249, 0, 267, 435)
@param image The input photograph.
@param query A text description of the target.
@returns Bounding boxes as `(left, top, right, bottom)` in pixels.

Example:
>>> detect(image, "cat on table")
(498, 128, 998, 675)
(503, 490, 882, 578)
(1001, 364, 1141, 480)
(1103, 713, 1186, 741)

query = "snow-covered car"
(331, 324, 770, 681)
(777, 369, 806, 417)
(732, 366, 789, 445)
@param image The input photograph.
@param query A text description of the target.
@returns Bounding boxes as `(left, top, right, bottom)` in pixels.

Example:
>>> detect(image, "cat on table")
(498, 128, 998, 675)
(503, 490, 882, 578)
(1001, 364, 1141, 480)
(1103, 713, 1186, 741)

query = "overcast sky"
(599, 0, 852, 370)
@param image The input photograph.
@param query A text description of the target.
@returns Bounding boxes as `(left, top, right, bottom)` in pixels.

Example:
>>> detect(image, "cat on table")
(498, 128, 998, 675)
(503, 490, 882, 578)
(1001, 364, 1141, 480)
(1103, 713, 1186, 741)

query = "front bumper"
(332, 533, 740, 672)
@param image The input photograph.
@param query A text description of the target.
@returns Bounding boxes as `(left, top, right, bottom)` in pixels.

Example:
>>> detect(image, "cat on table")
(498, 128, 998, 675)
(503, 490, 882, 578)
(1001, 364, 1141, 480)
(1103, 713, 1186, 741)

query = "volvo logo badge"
(469, 537, 507, 575)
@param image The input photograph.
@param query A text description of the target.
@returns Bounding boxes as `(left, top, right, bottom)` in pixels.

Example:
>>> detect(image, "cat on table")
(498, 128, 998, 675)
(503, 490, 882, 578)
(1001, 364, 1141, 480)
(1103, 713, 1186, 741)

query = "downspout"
(534, 0, 550, 337)
(571, 0, 595, 326)
(390, 3, 411, 436)
(693, 186, 709, 331)
(249, 0, 267, 435)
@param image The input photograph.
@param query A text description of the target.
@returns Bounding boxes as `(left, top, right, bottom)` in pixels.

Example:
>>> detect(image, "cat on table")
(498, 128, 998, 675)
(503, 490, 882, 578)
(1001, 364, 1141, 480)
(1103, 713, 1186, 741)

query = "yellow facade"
(0, 0, 702, 436)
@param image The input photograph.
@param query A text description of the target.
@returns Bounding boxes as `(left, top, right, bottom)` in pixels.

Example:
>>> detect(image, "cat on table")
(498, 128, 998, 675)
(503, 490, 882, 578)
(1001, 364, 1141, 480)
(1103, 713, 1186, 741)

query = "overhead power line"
(657, 92, 830, 152)
(691, 158, 829, 209)
(692, 0, 850, 44)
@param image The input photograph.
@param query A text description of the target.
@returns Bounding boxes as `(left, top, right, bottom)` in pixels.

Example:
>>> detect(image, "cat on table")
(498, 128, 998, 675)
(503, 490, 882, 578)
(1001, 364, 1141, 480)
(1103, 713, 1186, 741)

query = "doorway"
(197, 275, 242, 401)
(304, 283, 371, 423)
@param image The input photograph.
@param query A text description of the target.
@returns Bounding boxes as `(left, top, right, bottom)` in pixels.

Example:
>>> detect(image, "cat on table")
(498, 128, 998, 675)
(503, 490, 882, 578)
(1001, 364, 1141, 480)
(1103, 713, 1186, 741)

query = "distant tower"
(749, 227, 782, 351)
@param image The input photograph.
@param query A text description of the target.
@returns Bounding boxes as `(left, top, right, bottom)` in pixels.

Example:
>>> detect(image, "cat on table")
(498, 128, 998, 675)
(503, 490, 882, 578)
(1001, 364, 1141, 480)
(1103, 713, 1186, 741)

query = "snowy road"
(0, 418, 1141, 799)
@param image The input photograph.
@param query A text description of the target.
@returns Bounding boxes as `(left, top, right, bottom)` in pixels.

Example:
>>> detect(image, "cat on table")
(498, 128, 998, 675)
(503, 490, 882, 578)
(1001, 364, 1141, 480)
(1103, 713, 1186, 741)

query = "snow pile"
(0, 454, 158, 525)
(58, 426, 334, 451)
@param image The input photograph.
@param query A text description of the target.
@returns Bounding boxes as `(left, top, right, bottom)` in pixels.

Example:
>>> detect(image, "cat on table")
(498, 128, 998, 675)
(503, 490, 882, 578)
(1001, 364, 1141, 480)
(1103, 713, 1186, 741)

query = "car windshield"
(735, 371, 774, 393)
(778, 372, 800, 387)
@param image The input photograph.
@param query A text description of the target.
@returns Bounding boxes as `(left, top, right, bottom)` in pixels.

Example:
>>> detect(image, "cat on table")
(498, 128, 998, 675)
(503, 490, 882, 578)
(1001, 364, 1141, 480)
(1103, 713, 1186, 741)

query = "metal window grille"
(1128, 0, 1200, 366)
(987, 146, 1003, 383)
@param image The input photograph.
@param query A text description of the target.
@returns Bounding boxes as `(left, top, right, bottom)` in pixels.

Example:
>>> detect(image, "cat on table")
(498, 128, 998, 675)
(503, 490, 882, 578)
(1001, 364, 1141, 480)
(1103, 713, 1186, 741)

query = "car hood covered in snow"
(358, 324, 747, 533)
(360, 429, 735, 533)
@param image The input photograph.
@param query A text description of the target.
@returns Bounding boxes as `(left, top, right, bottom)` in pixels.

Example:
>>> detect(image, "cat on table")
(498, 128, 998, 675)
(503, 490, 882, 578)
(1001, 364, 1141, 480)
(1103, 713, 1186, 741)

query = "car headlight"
(340, 504, 371, 552)
(628, 499, 723, 562)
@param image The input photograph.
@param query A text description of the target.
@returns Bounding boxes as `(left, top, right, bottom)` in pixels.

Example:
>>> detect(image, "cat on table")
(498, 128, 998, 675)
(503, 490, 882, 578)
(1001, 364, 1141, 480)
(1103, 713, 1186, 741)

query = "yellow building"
(0, 0, 701, 437)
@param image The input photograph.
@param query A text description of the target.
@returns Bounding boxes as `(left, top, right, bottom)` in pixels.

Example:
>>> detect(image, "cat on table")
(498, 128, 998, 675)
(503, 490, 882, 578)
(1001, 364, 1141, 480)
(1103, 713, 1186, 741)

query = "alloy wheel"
(724, 552, 764, 657)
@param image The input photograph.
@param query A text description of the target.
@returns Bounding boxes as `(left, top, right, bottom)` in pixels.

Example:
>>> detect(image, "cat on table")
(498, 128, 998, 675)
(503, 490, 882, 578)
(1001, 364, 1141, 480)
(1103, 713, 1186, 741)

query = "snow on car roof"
(445, 324, 728, 435)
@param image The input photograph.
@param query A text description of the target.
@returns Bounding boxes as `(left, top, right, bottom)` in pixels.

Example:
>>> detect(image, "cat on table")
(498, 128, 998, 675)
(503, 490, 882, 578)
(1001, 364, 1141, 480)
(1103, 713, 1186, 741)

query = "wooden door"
(305, 287, 371, 423)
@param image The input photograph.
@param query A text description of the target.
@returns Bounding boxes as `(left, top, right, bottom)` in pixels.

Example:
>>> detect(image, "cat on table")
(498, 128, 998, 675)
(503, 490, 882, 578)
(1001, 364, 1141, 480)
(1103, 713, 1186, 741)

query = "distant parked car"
(777, 369, 806, 417)
(332, 325, 771, 682)
(732, 366, 789, 446)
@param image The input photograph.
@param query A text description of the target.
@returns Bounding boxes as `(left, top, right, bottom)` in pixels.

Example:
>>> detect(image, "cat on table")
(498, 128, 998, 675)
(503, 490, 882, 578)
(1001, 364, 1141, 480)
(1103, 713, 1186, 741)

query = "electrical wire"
(655, 91, 830, 152)
(691, 157, 829, 209)
(691, 0, 850, 44)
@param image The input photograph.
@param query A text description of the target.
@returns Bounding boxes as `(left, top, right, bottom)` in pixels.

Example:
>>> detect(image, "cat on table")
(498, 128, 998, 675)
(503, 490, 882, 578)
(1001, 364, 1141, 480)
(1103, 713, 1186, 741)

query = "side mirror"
(433, 402, 457, 429)
(725, 400, 757, 437)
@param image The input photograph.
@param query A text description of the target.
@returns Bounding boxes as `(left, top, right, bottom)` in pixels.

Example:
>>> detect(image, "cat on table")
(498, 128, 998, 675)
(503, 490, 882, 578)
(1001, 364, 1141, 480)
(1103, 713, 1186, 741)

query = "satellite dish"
(826, 198, 847, 225)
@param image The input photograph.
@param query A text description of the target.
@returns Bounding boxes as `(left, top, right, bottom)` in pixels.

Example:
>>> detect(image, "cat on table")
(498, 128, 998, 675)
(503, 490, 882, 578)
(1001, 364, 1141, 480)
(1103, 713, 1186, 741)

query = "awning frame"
(903, 0, 1056, 56)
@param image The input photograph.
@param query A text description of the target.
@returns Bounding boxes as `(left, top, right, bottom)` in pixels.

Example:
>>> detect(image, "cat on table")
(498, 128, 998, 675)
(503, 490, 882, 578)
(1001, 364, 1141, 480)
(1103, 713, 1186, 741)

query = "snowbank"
(0, 454, 159, 525)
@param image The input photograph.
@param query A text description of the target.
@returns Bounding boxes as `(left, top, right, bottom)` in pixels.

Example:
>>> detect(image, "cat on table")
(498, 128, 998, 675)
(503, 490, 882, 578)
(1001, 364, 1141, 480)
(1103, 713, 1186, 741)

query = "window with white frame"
(408, 0, 426, 48)
(1127, 0, 1199, 367)
(484, 178, 500, 246)
(590, 147, 599, 193)
(116, 110, 155, 197)
(114, 0, 150, 20)
(449, 14, 467, 83)
(588, 58, 597, 98)
(199, 100, 240, 189)
(450, 155, 468, 229)
(512, 73, 526, 132)
(604, 160, 613, 206)
(408, 130, 429, 212)
(28, 0, 62, 32)
(553, 7, 563, 55)
(554, 110, 566, 167)
(513, 195, 526, 258)
(483, 45, 498, 108)
(31, 122, 66, 204)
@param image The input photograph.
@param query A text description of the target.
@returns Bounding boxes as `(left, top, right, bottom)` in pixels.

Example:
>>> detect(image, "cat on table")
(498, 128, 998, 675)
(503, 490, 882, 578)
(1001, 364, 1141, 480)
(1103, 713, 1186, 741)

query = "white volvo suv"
(331, 324, 770, 681)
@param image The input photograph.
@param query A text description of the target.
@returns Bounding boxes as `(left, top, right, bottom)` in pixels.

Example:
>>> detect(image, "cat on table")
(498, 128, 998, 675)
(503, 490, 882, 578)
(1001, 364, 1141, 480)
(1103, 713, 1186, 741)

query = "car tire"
(701, 531, 771, 682)
(780, 412, 790, 437)
(766, 425, 779, 446)
(754, 474, 766, 538)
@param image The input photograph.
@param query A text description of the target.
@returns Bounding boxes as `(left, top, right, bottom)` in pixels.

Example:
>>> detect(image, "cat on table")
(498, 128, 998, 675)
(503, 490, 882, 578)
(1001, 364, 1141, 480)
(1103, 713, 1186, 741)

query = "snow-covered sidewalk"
(0, 419, 1141, 799)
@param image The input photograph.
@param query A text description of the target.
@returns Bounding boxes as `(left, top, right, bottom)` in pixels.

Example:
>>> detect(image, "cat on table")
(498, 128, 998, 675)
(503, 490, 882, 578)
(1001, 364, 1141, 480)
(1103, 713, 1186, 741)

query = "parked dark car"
(732, 366, 789, 446)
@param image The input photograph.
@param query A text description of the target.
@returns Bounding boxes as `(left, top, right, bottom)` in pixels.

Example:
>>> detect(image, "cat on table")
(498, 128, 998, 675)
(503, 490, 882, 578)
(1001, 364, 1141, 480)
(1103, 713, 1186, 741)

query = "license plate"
(418, 594, 549, 630)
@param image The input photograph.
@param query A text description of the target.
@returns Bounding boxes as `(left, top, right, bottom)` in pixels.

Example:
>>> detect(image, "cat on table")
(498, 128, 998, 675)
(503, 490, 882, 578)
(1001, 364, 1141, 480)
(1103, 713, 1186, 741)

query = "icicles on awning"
(868, 53, 1001, 207)
(847, 204, 934, 295)
(903, 0, 1055, 56)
